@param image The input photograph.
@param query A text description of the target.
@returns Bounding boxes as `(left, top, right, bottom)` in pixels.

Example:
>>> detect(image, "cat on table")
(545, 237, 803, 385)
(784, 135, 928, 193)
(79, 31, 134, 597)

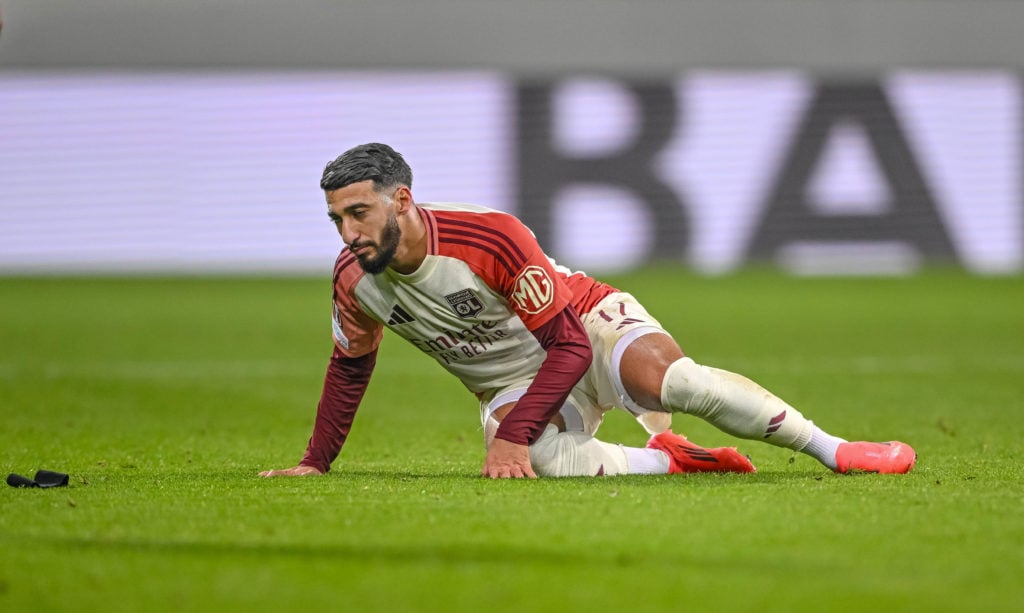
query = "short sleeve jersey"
(330, 202, 616, 395)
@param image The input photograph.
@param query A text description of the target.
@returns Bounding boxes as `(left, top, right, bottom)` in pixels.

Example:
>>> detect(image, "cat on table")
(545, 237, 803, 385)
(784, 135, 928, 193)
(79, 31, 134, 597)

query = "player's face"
(326, 180, 403, 274)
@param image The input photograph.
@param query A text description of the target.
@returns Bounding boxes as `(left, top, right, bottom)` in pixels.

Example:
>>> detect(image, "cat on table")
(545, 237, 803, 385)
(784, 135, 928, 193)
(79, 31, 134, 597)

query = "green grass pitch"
(1, 268, 1022, 611)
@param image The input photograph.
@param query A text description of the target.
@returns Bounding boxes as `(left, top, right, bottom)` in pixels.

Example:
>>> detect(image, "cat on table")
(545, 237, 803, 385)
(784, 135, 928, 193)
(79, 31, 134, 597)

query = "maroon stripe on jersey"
(437, 228, 527, 275)
(333, 251, 354, 302)
(332, 249, 359, 301)
(441, 236, 518, 277)
(421, 208, 439, 254)
(435, 217, 528, 266)
(334, 249, 360, 279)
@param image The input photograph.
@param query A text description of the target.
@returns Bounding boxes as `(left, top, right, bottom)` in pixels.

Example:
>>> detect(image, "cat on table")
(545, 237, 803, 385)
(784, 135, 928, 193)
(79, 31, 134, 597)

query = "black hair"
(320, 143, 413, 192)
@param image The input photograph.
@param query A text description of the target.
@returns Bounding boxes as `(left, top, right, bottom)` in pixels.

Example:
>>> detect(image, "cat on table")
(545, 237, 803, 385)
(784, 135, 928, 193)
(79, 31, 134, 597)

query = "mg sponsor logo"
(511, 266, 554, 314)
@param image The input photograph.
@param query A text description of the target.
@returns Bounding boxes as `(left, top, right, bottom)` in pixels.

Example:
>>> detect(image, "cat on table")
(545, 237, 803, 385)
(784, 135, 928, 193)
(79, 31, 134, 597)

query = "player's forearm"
(300, 350, 377, 472)
(495, 307, 593, 446)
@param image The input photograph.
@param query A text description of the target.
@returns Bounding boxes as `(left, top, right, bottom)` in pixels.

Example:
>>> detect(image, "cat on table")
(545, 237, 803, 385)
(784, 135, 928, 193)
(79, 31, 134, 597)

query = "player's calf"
(659, 357, 813, 449)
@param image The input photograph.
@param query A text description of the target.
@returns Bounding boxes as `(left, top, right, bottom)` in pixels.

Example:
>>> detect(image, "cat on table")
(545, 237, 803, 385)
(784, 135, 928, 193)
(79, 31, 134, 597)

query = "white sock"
(622, 447, 671, 474)
(801, 426, 847, 470)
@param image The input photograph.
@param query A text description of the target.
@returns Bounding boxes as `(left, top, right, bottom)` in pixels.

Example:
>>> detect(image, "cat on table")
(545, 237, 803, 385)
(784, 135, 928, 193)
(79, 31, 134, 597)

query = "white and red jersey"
(301, 202, 617, 471)
(330, 202, 615, 395)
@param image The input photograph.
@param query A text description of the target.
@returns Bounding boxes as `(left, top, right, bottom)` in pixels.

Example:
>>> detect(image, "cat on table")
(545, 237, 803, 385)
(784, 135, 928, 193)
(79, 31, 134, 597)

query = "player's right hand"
(258, 465, 323, 477)
(481, 437, 537, 479)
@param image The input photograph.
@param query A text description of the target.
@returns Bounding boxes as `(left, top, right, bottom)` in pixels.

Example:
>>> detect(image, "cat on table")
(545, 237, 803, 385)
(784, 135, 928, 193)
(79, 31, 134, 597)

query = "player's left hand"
(482, 438, 537, 479)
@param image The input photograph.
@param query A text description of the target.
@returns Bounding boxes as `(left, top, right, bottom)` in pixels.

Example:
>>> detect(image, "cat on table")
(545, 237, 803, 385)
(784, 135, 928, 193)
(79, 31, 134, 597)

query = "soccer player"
(260, 143, 916, 479)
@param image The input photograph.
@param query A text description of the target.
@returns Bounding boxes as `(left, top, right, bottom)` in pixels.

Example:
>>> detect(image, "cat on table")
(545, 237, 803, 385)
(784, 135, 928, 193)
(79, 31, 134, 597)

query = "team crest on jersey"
(511, 265, 554, 314)
(332, 303, 350, 349)
(444, 289, 484, 319)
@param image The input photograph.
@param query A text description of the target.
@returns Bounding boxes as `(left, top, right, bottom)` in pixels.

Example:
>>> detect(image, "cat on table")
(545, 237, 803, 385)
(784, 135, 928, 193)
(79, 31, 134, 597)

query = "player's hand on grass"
(258, 465, 323, 478)
(482, 438, 537, 479)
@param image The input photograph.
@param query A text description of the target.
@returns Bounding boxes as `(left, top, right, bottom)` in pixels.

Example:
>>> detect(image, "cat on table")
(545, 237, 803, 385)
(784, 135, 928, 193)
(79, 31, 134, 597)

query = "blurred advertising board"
(1, 72, 1019, 275)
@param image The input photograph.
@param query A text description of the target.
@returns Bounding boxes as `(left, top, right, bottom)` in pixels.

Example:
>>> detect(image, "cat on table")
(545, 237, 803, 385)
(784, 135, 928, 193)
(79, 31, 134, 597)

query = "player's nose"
(338, 222, 359, 245)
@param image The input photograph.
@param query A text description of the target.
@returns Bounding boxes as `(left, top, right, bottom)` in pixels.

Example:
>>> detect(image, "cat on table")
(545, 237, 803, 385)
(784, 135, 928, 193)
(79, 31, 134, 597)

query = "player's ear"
(393, 185, 414, 214)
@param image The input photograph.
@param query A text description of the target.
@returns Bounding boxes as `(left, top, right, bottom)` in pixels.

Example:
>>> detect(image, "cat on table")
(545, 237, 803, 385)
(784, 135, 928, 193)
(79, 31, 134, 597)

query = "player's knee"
(529, 426, 578, 477)
(660, 357, 718, 416)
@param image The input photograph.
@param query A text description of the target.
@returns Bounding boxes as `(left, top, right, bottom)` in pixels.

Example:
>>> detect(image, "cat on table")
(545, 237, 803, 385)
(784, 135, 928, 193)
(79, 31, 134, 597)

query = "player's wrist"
(492, 428, 530, 447)
(299, 461, 328, 474)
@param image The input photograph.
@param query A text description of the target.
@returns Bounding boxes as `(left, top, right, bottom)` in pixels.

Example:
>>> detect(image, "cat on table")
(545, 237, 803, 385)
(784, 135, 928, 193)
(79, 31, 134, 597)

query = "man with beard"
(260, 143, 915, 479)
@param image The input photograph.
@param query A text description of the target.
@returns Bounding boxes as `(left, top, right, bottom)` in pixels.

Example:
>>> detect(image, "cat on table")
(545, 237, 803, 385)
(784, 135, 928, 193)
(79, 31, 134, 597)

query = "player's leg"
(579, 294, 757, 473)
(621, 332, 818, 449)
(588, 292, 914, 474)
(483, 376, 755, 477)
(619, 332, 915, 473)
(522, 424, 755, 477)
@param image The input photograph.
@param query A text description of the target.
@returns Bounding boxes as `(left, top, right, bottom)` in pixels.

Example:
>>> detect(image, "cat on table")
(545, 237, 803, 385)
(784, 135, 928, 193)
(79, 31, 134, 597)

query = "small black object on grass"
(6, 470, 70, 488)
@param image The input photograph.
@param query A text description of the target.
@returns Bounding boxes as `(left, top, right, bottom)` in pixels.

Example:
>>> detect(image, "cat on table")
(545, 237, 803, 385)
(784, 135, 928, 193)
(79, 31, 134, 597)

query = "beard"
(352, 212, 401, 275)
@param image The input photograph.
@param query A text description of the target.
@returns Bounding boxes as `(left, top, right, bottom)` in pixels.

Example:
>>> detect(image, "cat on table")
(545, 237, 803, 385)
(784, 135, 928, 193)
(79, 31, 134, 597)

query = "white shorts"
(481, 292, 673, 445)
